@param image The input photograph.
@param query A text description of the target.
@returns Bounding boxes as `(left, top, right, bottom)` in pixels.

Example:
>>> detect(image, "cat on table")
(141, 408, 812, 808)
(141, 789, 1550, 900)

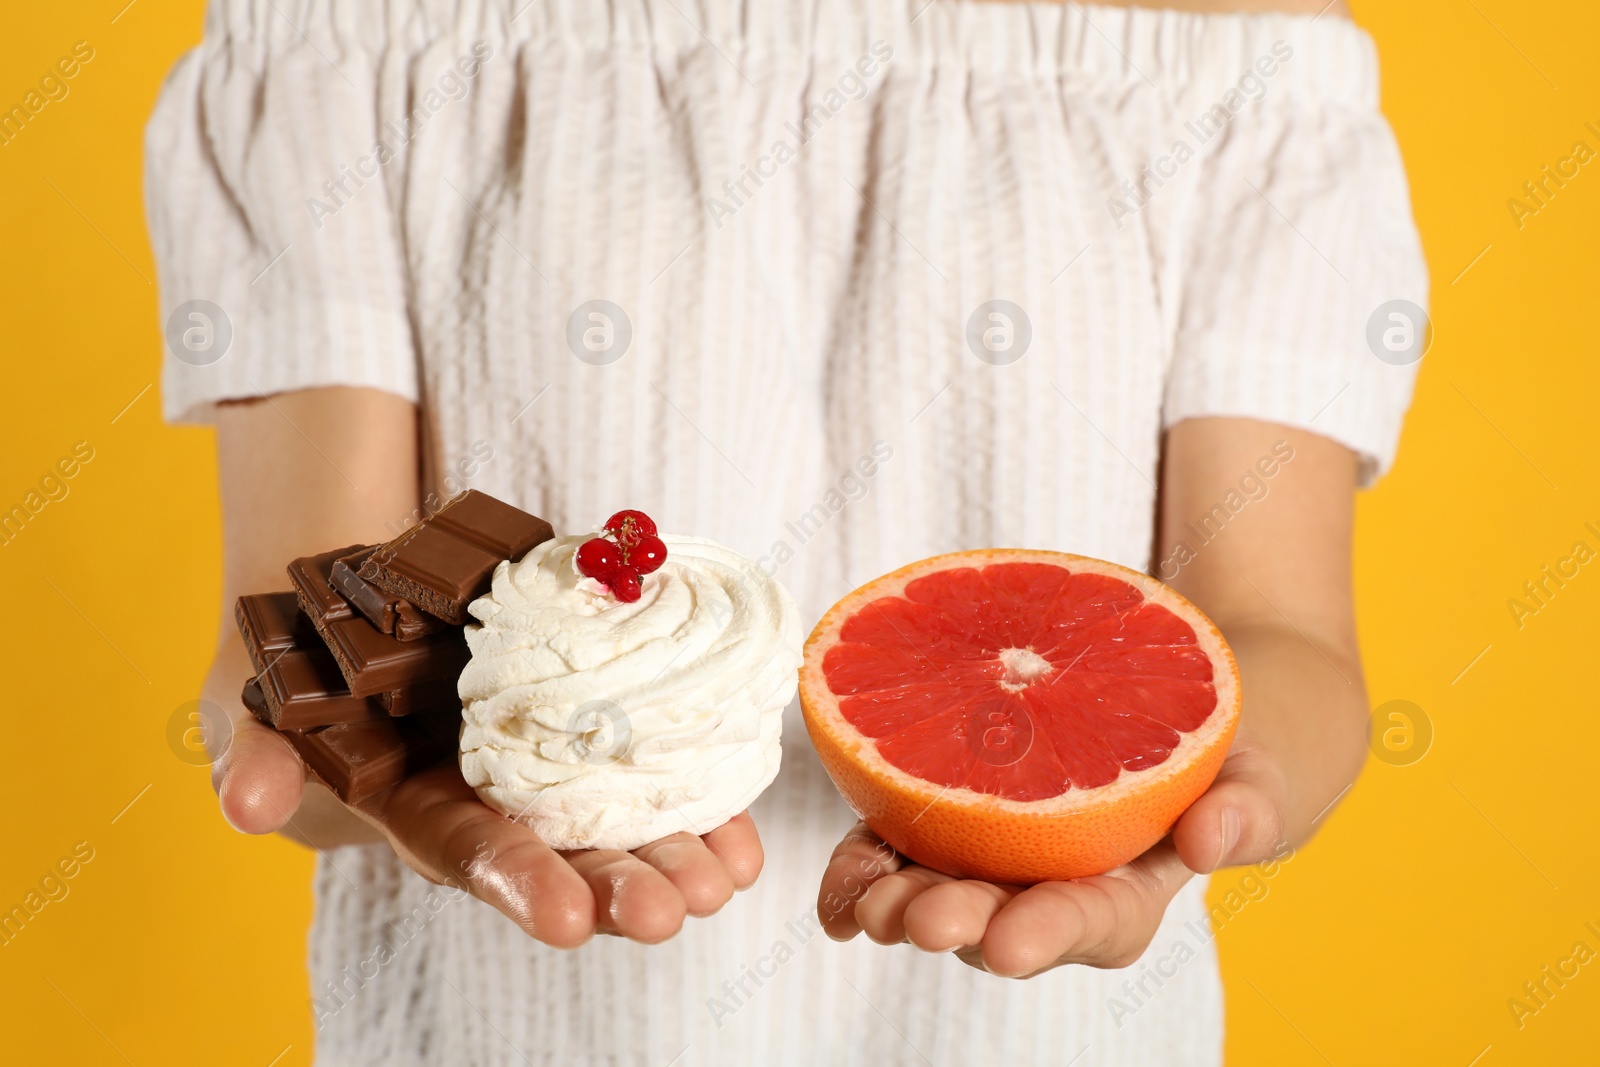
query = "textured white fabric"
(146, 2, 1427, 1064)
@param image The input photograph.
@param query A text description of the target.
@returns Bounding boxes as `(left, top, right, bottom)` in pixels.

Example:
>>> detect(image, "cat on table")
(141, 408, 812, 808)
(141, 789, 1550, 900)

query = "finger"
(563, 849, 688, 944)
(854, 867, 955, 945)
(817, 822, 906, 941)
(1173, 749, 1289, 874)
(632, 833, 737, 918)
(900, 879, 1020, 953)
(366, 764, 597, 948)
(981, 842, 1192, 977)
(215, 716, 307, 835)
(699, 811, 764, 890)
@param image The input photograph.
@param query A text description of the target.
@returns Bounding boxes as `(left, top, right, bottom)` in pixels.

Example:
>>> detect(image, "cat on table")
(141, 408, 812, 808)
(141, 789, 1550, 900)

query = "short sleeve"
(1161, 81, 1429, 486)
(144, 32, 418, 424)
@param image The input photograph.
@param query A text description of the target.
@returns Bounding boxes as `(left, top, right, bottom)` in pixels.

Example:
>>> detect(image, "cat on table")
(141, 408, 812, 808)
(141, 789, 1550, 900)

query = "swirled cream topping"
(458, 534, 803, 851)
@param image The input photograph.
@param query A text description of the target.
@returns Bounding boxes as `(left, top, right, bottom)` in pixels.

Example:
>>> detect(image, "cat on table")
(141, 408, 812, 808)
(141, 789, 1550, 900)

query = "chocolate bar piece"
(378, 678, 459, 717)
(319, 615, 469, 698)
(242, 666, 384, 731)
(290, 543, 471, 698)
(361, 491, 553, 624)
(236, 591, 455, 725)
(235, 592, 318, 675)
(287, 544, 366, 626)
(284, 712, 459, 804)
(254, 648, 390, 730)
(330, 546, 446, 641)
(241, 676, 268, 718)
(238, 586, 378, 727)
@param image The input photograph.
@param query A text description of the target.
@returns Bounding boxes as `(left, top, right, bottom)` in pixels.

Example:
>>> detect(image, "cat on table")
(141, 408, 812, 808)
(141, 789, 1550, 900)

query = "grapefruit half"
(800, 550, 1240, 884)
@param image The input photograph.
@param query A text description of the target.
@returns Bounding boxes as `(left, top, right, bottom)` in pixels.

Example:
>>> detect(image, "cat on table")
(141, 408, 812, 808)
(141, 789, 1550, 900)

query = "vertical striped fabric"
(146, 2, 1427, 1064)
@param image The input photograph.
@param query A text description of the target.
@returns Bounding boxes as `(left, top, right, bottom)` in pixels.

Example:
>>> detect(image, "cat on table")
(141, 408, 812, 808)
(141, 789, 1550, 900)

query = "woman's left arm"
(814, 416, 1372, 977)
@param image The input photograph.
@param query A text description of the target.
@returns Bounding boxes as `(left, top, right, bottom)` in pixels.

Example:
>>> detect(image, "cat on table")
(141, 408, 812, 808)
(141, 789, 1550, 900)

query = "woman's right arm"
(203, 386, 764, 945)
(203, 385, 419, 847)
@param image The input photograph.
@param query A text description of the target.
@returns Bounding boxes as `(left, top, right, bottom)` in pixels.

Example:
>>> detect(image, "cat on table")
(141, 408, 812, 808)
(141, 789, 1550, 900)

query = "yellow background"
(1, 2, 1595, 1064)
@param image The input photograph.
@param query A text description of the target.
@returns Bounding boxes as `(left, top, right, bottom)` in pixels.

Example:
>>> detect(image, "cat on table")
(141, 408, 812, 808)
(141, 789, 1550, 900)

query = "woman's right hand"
(203, 387, 761, 948)
(208, 681, 763, 946)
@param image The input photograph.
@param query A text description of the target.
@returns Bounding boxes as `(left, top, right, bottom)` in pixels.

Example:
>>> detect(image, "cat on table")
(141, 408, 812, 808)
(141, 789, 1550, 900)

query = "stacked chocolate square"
(234, 491, 554, 803)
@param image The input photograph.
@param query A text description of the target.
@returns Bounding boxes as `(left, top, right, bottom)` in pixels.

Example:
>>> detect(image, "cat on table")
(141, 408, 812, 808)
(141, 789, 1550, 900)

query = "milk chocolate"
(290, 543, 470, 697)
(284, 712, 459, 804)
(233, 494, 544, 798)
(235, 592, 318, 675)
(330, 546, 446, 641)
(361, 491, 553, 624)
(253, 648, 389, 730)
(236, 597, 388, 729)
(378, 678, 459, 717)
(236, 593, 458, 725)
(318, 614, 470, 698)
(241, 677, 268, 718)
(287, 544, 365, 625)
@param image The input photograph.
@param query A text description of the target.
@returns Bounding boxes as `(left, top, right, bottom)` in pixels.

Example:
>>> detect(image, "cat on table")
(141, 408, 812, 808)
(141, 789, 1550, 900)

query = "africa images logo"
(1106, 41, 1294, 228)
(703, 41, 893, 227)
(305, 43, 494, 229)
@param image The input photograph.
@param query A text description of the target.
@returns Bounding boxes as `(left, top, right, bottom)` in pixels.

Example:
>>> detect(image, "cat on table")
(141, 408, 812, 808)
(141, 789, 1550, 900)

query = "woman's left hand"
(815, 419, 1373, 978)
(814, 736, 1290, 978)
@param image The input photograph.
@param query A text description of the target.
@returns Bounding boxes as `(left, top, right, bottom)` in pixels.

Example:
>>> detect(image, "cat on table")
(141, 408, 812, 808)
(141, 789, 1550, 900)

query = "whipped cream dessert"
(458, 533, 803, 851)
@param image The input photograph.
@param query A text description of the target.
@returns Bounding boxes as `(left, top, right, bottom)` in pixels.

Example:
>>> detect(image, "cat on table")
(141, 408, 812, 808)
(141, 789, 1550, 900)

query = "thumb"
(1172, 749, 1288, 874)
(215, 716, 308, 835)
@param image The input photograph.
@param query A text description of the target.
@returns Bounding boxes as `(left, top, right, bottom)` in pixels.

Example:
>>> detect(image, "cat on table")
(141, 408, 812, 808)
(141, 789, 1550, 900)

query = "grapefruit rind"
(800, 549, 1241, 884)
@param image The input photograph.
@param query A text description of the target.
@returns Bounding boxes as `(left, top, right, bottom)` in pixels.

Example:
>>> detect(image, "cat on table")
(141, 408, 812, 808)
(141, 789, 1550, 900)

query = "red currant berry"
(610, 566, 642, 602)
(575, 537, 619, 582)
(632, 535, 668, 575)
(604, 509, 657, 547)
